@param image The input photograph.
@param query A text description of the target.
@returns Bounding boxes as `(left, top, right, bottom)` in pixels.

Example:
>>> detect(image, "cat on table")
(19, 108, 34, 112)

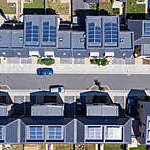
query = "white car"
(49, 85, 65, 93)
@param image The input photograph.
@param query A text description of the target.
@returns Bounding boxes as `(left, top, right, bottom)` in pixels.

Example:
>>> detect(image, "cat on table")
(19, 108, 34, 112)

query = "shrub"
(113, 8, 120, 13)
(95, 58, 108, 66)
(38, 58, 55, 66)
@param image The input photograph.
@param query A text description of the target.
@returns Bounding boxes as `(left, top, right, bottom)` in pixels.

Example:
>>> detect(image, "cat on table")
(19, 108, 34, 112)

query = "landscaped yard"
(54, 144, 95, 150)
(24, 0, 44, 8)
(98, 2, 113, 15)
(130, 145, 147, 150)
(126, 0, 145, 14)
(0, 0, 16, 14)
(24, 0, 69, 15)
(104, 144, 122, 150)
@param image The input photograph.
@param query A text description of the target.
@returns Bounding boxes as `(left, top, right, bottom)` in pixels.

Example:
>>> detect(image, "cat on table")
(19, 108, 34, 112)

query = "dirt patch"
(0, 85, 9, 90)
(89, 85, 109, 91)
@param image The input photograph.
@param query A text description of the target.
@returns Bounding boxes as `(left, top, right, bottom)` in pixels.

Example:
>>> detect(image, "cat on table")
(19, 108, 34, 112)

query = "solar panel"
(48, 126, 62, 140)
(0, 128, 2, 140)
(87, 126, 102, 139)
(88, 22, 101, 43)
(145, 23, 150, 35)
(29, 126, 43, 140)
(42, 21, 56, 42)
(104, 23, 118, 43)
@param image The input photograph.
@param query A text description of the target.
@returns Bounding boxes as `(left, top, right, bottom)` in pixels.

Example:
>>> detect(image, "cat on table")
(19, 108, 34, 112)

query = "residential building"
(128, 19, 150, 57)
(0, 90, 131, 144)
(0, 15, 134, 61)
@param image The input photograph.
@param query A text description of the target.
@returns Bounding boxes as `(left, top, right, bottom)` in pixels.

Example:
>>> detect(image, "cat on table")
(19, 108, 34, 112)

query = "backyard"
(0, 0, 16, 14)
(24, 0, 69, 15)
(126, 0, 145, 14)
(104, 144, 122, 150)
(130, 145, 147, 150)
(98, 2, 113, 15)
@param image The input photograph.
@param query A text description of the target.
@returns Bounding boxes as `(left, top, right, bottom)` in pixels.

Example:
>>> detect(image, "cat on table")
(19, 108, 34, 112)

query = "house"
(0, 15, 134, 61)
(0, 90, 132, 144)
(136, 101, 150, 145)
(128, 19, 150, 57)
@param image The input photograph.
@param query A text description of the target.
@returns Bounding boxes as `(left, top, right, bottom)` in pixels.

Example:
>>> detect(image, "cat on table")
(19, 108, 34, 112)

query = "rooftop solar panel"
(42, 21, 57, 42)
(104, 23, 118, 43)
(88, 22, 101, 43)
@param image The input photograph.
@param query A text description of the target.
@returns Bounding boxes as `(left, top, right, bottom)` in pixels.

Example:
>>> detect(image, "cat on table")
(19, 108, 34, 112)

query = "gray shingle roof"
(0, 15, 134, 58)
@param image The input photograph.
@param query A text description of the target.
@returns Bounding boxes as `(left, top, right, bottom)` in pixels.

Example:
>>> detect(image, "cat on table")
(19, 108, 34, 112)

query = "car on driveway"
(49, 85, 65, 93)
(37, 68, 53, 75)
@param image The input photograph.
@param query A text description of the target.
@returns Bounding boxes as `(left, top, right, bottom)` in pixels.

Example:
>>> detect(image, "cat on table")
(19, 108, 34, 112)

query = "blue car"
(37, 68, 53, 75)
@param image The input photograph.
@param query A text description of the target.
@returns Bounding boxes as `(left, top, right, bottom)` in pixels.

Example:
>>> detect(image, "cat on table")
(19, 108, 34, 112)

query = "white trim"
(29, 51, 39, 57)
(90, 52, 99, 57)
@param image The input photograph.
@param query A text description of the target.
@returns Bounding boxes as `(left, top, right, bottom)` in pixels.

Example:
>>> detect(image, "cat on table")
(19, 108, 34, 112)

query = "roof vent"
(2, 52, 6, 55)
(17, 52, 21, 56)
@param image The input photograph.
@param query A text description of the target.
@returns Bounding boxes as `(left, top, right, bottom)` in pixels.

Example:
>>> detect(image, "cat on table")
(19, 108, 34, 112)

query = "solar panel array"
(144, 23, 150, 35)
(43, 21, 56, 42)
(88, 23, 101, 43)
(104, 23, 118, 43)
(48, 126, 62, 140)
(29, 126, 43, 140)
(26, 22, 39, 42)
(88, 126, 102, 139)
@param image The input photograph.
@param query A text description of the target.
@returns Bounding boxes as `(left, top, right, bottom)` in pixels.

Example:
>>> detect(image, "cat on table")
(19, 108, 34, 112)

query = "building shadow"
(23, 8, 56, 15)
(0, 91, 13, 105)
(0, 9, 7, 20)
(126, 89, 147, 117)
(11, 90, 64, 117)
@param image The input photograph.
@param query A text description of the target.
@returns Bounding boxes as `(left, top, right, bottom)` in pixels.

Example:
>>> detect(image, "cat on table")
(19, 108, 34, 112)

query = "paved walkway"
(0, 64, 150, 74)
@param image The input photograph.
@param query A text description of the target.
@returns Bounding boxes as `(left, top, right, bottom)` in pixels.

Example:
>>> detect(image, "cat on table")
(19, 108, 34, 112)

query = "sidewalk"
(0, 64, 150, 74)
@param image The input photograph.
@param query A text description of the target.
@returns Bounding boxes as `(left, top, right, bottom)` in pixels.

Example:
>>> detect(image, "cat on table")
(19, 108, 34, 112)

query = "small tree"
(38, 58, 55, 66)
(96, 58, 108, 66)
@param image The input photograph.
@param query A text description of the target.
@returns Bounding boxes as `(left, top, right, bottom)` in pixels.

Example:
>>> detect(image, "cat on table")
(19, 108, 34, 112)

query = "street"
(0, 74, 150, 90)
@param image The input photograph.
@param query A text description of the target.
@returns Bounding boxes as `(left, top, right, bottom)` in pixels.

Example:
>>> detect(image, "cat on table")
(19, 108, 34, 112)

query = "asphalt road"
(0, 74, 150, 90)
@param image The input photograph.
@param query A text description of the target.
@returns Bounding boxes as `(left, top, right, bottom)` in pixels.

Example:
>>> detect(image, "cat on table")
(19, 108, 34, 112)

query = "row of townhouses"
(0, 14, 150, 60)
(0, 89, 149, 145)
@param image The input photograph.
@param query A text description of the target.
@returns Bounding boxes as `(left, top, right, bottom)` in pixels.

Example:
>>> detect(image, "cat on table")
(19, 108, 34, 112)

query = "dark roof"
(22, 116, 73, 125)
(78, 117, 130, 125)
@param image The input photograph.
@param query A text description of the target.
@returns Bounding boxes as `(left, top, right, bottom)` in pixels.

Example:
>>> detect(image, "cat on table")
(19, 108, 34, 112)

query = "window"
(48, 126, 62, 140)
(87, 126, 102, 139)
(105, 126, 122, 140)
(29, 126, 43, 140)
(148, 121, 150, 129)
(0, 127, 3, 140)
(147, 130, 150, 140)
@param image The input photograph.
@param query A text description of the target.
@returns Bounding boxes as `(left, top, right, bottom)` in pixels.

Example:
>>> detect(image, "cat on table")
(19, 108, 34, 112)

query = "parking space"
(21, 58, 32, 64)
(60, 58, 85, 64)
(7, 57, 32, 64)
(7, 57, 20, 64)
(60, 58, 72, 64)
(74, 58, 84, 64)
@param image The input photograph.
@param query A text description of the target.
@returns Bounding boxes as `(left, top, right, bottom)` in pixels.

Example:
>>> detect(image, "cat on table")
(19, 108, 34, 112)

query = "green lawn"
(24, 0, 44, 8)
(104, 144, 122, 150)
(0, 0, 16, 14)
(126, 0, 145, 13)
(130, 145, 147, 150)
(24, 0, 69, 14)
(98, 2, 113, 15)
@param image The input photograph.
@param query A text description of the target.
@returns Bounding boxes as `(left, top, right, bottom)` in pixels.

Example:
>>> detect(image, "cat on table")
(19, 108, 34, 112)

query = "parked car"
(36, 68, 53, 75)
(49, 85, 64, 93)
